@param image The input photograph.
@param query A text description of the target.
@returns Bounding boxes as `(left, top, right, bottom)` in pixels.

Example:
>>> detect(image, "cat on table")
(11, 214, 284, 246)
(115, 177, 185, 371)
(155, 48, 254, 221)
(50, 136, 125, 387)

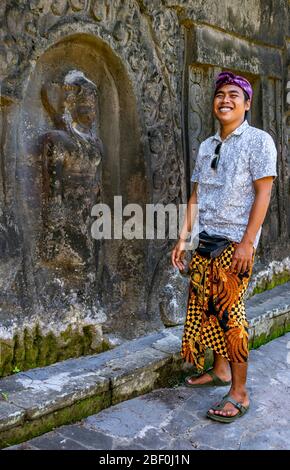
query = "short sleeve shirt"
(190, 119, 277, 249)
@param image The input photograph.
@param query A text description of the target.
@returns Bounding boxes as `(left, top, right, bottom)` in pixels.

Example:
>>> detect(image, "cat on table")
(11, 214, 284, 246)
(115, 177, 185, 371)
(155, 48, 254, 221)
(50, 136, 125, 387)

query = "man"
(171, 71, 277, 423)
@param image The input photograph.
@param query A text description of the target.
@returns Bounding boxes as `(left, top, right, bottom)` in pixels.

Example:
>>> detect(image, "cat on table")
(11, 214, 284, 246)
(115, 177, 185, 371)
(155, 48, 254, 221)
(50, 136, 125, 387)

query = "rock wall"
(0, 0, 289, 375)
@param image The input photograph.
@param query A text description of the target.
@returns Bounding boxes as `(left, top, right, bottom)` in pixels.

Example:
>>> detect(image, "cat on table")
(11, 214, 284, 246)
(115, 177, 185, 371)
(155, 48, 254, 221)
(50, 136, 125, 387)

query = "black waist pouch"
(196, 230, 231, 258)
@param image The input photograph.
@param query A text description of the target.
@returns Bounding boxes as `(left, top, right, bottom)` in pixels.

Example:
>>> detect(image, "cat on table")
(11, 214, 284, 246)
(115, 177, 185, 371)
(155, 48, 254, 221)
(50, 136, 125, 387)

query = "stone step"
(0, 282, 290, 448)
(6, 332, 290, 451)
(246, 281, 290, 347)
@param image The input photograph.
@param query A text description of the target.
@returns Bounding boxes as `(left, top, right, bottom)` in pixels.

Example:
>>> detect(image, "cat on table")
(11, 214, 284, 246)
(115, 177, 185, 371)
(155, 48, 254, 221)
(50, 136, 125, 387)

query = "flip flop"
(184, 368, 231, 388)
(206, 393, 249, 423)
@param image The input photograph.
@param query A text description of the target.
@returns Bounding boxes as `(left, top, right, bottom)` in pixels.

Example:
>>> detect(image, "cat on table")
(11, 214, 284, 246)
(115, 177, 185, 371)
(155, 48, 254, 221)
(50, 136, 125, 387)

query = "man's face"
(213, 84, 251, 124)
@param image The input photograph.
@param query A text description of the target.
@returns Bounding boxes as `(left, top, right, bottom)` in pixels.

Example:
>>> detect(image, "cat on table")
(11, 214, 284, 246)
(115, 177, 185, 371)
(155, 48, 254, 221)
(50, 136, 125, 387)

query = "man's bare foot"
(208, 390, 249, 417)
(186, 368, 231, 386)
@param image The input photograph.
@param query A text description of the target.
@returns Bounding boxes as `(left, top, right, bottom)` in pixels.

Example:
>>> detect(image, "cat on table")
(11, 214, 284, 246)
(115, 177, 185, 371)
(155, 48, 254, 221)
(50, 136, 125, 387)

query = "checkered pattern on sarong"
(180, 242, 254, 371)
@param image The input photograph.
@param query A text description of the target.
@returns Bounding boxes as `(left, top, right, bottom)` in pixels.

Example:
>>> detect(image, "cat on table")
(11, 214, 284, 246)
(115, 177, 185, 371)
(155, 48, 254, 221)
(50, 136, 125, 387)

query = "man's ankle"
(230, 386, 248, 397)
(213, 366, 231, 376)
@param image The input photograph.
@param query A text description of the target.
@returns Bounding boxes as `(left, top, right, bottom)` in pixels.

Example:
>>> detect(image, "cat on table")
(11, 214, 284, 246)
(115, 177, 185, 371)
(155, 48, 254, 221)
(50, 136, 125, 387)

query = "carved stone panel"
(259, 76, 290, 256)
(187, 65, 218, 184)
(0, 0, 289, 374)
(15, 34, 148, 338)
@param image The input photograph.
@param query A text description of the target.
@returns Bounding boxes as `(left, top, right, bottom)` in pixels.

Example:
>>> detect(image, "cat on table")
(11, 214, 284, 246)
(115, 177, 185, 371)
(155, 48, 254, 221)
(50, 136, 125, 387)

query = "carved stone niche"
(0, 94, 25, 319)
(17, 34, 149, 338)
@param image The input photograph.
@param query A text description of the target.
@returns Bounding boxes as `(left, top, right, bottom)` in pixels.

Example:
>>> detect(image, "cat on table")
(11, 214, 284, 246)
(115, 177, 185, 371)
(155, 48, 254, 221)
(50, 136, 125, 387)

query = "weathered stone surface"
(6, 443, 39, 450)
(0, 284, 289, 448)
(239, 428, 290, 450)
(246, 282, 290, 319)
(191, 24, 282, 77)
(0, 323, 111, 377)
(14, 433, 90, 450)
(151, 326, 184, 354)
(147, 252, 189, 327)
(174, 0, 288, 48)
(1, 373, 109, 420)
(8, 332, 290, 450)
(0, 401, 25, 432)
(247, 258, 290, 298)
(55, 424, 114, 450)
(251, 314, 285, 348)
(245, 282, 290, 346)
(85, 395, 173, 439)
(0, 0, 290, 380)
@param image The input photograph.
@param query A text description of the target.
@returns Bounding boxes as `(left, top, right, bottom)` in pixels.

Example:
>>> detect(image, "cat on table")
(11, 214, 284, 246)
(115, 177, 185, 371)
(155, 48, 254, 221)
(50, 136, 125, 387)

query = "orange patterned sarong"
(181, 242, 255, 371)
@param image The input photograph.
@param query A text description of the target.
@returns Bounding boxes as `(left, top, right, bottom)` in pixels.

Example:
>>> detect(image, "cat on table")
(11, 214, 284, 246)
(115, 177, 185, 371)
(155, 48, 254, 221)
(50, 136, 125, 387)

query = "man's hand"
(230, 241, 254, 275)
(171, 239, 187, 271)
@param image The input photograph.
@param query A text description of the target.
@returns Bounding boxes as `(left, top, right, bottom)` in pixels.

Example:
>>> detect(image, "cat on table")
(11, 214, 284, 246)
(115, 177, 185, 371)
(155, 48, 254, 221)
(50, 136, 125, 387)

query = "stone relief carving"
(51, 0, 69, 16)
(259, 77, 285, 247)
(10, 31, 152, 340)
(70, 0, 88, 12)
(151, 8, 180, 94)
(1, 0, 287, 343)
(188, 66, 217, 180)
(1, 1, 182, 224)
(39, 70, 103, 287)
(0, 93, 24, 315)
(286, 81, 290, 154)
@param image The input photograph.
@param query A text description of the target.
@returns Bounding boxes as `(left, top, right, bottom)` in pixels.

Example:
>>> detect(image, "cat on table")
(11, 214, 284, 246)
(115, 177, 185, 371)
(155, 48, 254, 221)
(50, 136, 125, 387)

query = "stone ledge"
(0, 281, 290, 448)
(246, 282, 290, 348)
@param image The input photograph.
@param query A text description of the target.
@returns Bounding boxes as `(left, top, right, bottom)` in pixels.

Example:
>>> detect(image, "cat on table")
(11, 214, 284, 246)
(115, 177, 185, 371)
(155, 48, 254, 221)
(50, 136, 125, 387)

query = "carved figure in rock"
(39, 70, 103, 289)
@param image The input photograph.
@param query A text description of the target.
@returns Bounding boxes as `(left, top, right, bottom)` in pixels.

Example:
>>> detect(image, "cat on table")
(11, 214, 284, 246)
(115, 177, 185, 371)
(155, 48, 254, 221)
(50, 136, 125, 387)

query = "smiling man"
(171, 71, 277, 423)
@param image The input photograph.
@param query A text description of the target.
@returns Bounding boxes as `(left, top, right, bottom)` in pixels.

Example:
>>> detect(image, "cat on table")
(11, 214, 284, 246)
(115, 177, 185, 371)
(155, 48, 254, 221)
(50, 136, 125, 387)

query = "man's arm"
(230, 176, 274, 274)
(171, 183, 198, 270)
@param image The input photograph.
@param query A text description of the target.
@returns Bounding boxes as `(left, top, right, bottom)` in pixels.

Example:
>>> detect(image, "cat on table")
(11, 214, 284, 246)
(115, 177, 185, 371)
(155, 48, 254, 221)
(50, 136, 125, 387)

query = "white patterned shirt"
(191, 119, 277, 249)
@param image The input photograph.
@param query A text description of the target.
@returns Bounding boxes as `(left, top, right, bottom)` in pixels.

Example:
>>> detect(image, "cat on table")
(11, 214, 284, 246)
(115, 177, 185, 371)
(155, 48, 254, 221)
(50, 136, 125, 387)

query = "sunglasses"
(211, 142, 222, 170)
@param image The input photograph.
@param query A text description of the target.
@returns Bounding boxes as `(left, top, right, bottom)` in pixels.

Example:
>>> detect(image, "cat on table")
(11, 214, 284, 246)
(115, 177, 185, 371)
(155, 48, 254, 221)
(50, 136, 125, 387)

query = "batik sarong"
(181, 241, 255, 371)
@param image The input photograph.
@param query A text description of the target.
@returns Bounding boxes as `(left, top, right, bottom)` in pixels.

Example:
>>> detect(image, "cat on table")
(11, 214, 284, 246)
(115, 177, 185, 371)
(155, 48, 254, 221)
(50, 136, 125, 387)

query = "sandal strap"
(210, 394, 247, 413)
(224, 396, 247, 413)
(206, 369, 230, 386)
(206, 369, 219, 385)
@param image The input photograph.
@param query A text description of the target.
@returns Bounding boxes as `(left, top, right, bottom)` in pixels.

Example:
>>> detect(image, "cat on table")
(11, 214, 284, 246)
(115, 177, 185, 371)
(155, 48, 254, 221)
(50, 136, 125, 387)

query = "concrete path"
(8, 332, 290, 450)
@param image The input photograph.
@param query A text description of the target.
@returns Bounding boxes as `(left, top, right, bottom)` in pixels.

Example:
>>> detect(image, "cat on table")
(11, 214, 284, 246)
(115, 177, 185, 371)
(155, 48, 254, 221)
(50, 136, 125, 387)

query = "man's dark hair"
(243, 90, 250, 120)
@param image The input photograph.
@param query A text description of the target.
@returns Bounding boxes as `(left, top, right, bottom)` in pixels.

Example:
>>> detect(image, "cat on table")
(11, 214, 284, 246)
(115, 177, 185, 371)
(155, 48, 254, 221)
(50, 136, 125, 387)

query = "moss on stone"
(0, 341, 14, 376)
(57, 326, 84, 361)
(82, 325, 94, 352)
(0, 390, 112, 449)
(24, 328, 38, 370)
(12, 334, 25, 372)
(285, 319, 290, 333)
(252, 325, 286, 350)
(0, 323, 112, 378)
(101, 338, 112, 352)
(43, 332, 59, 366)
(251, 271, 290, 296)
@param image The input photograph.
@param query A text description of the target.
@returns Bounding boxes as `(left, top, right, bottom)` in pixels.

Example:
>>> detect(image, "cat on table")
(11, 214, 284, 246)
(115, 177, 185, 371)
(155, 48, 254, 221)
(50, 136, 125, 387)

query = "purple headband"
(214, 71, 253, 101)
